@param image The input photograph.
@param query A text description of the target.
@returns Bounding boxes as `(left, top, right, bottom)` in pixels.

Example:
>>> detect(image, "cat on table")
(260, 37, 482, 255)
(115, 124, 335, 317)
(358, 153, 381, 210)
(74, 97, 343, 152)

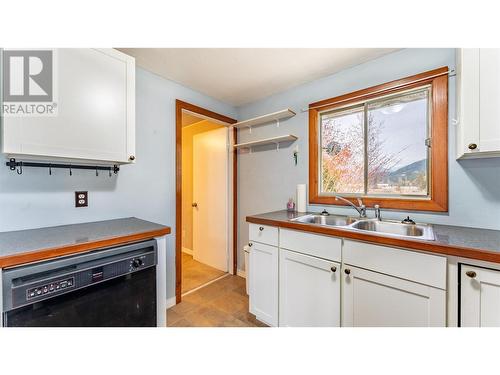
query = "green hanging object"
(293, 150, 298, 166)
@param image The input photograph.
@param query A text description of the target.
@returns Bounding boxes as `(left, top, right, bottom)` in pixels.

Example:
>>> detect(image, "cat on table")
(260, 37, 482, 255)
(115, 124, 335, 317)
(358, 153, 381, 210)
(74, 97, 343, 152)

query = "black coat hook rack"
(6, 158, 119, 176)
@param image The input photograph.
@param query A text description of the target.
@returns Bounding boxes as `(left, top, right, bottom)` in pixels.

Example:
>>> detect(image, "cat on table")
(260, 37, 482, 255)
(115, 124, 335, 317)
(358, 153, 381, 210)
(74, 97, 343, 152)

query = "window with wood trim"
(308, 67, 448, 212)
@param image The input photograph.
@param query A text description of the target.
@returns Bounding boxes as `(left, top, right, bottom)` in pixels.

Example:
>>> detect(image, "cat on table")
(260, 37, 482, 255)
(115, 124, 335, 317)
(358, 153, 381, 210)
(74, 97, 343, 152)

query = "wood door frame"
(175, 99, 237, 304)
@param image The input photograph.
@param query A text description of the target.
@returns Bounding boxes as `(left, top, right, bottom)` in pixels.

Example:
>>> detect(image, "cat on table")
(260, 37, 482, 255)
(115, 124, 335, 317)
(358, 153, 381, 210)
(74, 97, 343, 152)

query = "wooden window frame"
(308, 67, 448, 212)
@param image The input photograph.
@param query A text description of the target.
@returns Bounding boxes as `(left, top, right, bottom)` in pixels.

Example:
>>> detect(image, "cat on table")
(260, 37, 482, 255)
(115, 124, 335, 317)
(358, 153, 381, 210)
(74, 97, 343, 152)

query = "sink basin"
(290, 214, 358, 227)
(290, 214, 435, 241)
(351, 219, 435, 241)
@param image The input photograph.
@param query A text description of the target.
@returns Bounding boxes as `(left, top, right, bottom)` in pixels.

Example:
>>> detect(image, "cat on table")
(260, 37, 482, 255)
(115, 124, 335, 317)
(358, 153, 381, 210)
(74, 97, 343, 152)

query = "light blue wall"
(236, 48, 500, 270)
(0, 67, 237, 300)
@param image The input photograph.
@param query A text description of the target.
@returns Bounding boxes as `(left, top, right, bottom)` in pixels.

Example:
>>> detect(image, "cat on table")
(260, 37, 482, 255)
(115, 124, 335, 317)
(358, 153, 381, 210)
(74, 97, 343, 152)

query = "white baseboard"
(182, 247, 193, 255)
(166, 297, 176, 309)
(237, 268, 246, 278)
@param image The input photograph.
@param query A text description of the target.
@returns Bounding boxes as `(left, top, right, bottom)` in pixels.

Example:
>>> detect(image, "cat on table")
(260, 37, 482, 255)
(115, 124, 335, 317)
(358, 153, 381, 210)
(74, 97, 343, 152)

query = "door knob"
(468, 143, 478, 150)
(192, 203, 198, 208)
(344, 268, 351, 275)
(466, 270, 477, 278)
(330, 266, 337, 272)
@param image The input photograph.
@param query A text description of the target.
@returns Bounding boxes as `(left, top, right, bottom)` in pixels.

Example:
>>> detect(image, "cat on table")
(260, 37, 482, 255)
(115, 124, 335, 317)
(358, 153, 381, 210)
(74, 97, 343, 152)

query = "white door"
(279, 249, 340, 327)
(249, 241, 278, 327)
(461, 265, 500, 327)
(342, 265, 446, 327)
(192, 127, 228, 272)
(2, 49, 135, 164)
(479, 49, 500, 153)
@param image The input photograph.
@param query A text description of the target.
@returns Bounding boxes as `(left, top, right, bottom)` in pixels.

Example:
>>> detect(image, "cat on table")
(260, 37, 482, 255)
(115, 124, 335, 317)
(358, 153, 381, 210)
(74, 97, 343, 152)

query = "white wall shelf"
(234, 109, 296, 131)
(234, 135, 298, 150)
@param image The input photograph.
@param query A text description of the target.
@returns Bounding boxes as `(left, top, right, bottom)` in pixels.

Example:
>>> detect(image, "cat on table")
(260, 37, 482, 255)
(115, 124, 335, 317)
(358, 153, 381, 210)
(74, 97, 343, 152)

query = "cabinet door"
(249, 241, 278, 326)
(279, 249, 340, 327)
(479, 49, 500, 153)
(457, 48, 480, 158)
(2, 49, 135, 164)
(342, 266, 446, 327)
(461, 265, 500, 327)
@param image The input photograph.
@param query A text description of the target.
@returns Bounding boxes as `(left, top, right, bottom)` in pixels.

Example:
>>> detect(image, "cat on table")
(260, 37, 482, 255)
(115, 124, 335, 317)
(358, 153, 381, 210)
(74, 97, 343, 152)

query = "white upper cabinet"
(456, 48, 500, 158)
(2, 49, 135, 164)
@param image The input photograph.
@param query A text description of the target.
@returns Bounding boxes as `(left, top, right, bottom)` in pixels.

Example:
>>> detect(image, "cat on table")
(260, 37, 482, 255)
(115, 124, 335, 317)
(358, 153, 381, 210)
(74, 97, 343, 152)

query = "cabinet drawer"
(343, 240, 446, 289)
(280, 229, 341, 262)
(249, 224, 278, 246)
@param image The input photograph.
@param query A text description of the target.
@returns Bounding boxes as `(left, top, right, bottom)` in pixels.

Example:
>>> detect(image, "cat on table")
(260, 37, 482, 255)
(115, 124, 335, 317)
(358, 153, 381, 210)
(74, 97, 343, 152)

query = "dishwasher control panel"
(26, 277, 75, 300)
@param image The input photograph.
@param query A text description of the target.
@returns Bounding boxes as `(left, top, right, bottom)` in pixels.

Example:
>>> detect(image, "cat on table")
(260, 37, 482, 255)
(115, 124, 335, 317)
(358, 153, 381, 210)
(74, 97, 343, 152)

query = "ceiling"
(118, 48, 398, 107)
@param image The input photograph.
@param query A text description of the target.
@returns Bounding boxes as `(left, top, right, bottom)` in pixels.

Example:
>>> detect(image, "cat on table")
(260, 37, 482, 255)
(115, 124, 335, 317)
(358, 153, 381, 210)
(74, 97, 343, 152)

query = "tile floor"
(167, 275, 267, 327)
(181, 252, 226, 294)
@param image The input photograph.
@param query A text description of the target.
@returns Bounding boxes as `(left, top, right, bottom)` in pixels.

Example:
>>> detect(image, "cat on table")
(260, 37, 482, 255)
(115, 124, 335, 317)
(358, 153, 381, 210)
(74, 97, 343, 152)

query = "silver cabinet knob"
(248, 242, 253, 247)
(192, 202, 198, 208)
(259, 226, 264, 231)
(466, 270, 477, 278)
(129, 155, 136, 161)
(344, 268, 351, 275)
(330, 266, 337, 273)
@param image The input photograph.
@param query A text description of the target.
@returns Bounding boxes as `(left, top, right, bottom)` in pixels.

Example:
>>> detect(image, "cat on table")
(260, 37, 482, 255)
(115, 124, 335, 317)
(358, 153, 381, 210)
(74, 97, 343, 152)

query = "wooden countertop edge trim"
(247, 216, 500, 264)
(0, 227, 171, 268)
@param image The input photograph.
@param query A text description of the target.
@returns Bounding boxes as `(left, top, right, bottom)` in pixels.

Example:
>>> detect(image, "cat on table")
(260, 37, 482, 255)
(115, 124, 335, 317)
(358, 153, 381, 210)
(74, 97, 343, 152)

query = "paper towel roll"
(296, 184, 307, 213)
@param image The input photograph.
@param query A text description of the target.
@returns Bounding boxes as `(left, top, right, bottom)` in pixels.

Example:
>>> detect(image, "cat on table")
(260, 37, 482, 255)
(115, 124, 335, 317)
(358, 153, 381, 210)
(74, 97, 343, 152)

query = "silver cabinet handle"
(248, 243, 253, 247)
(330, 266, 337, 273)
(192, 203, 198, 208)
(259, 226, 264, 231)
(466, 270, 477, 278)
(344, 268, 351, 275)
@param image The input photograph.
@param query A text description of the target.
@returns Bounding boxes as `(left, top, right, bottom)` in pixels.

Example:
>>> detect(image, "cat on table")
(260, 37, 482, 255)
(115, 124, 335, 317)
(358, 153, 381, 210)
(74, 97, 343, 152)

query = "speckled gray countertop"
(0, 218, 171, 268)
(247, 210, 500, 262)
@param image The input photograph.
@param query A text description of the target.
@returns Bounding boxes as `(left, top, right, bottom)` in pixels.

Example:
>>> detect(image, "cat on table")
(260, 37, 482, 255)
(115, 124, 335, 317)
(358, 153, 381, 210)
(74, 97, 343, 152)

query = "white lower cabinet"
(248, 241, 278, 326)
(461, 265, 500, 327)
(247, 225, 450, 327)
(342, 265, 446, 327)
(279, 249, 340, 327)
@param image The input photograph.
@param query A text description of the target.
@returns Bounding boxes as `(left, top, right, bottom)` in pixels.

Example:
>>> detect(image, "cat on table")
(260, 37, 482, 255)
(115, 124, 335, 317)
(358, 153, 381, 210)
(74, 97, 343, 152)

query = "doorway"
(175, 100, 237, 303)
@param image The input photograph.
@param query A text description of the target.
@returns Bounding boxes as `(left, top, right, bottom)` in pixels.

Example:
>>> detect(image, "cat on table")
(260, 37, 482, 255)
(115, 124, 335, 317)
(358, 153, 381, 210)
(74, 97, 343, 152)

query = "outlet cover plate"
(75, 191, 88, 207)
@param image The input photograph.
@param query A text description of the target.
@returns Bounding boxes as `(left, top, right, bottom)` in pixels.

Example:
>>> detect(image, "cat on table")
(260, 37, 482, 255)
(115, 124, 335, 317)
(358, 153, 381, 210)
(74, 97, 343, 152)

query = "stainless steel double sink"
(290, 214, 435, 241)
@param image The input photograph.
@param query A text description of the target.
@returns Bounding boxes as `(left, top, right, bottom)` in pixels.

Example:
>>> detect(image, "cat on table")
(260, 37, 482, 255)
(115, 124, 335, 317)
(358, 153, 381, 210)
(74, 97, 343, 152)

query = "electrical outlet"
(75, 191, 88, 207)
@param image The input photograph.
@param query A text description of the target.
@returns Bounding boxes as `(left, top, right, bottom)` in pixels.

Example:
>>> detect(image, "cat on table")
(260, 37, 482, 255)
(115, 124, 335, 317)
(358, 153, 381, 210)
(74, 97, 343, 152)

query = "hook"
(69, 164, 72, 176)
(16, 162, 23, 175)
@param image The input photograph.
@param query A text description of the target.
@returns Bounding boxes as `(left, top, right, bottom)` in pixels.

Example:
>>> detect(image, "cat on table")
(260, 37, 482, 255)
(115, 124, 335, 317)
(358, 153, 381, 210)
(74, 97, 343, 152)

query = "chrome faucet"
(334, 195, 367, 218)
(374, 204, 382, 221)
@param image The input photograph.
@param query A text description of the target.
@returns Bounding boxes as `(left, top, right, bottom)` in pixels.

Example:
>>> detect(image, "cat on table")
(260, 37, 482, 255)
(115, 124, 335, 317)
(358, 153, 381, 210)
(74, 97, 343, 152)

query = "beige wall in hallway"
(181, 119, 224, 251)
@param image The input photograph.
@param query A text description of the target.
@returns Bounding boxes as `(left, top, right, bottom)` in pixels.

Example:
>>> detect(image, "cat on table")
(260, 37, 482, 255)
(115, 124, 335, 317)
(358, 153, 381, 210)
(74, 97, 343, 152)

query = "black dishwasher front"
(2, 240, 157, 327)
